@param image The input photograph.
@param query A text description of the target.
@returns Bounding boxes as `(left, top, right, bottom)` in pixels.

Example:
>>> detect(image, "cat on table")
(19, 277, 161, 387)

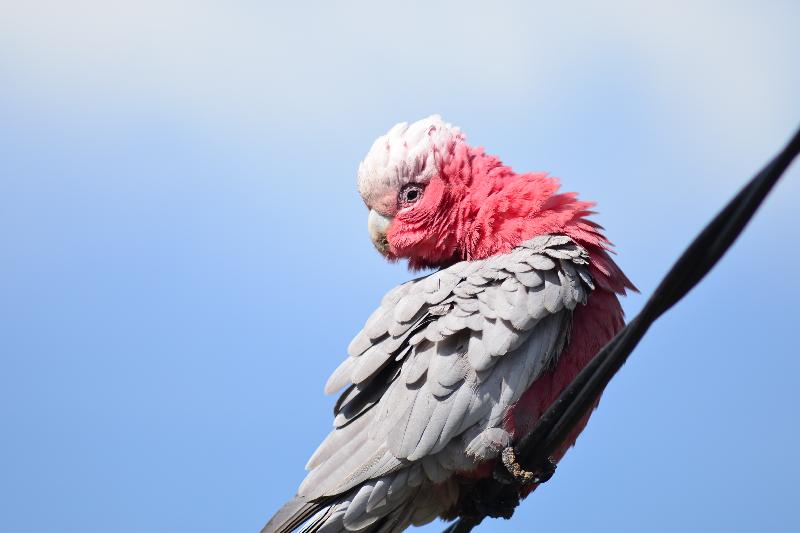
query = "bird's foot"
(500, 447, 556, 485)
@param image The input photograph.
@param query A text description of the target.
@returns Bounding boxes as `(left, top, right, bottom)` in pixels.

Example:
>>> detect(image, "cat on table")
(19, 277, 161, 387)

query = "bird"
(262, 115, 635, 532)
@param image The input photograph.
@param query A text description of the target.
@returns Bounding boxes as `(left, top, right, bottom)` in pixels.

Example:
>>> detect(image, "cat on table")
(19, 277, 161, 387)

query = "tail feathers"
(261, 495, 327, 533)
(263, 469, 455, 532)
(261, 488, 412, 533)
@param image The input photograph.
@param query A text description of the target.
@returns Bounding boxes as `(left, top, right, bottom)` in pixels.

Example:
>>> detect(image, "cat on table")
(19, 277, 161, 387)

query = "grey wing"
(298, 235, 593, 503)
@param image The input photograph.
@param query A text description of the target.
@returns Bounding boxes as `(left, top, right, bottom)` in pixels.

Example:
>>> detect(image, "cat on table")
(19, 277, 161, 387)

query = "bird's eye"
(399, 184, 424, 207)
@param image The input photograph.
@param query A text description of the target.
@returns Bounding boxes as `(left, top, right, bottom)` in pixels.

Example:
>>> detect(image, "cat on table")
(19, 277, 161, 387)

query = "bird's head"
(357, 115, 602, 271)
(357, 115, 464, 269)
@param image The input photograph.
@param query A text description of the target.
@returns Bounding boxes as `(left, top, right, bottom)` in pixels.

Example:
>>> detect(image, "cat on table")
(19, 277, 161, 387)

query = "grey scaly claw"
(501, 448, 556, 485)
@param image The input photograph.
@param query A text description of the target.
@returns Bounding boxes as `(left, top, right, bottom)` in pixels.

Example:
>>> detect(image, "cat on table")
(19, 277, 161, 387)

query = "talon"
(501, 447, 536, 484)
(501, 448, 556, 485)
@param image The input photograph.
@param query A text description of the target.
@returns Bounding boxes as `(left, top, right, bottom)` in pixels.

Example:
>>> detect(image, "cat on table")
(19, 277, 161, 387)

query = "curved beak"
(368, 209, 393, 255)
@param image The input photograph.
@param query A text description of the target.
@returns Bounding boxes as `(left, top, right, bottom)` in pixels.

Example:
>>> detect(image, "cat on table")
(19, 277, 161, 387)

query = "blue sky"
(1, 2, 799, 532)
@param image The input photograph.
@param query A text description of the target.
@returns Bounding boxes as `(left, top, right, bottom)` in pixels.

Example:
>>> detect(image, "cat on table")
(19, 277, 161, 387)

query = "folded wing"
(299, 235, 594, 504)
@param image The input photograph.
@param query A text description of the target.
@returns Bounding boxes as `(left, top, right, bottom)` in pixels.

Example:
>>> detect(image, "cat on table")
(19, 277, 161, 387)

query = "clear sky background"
(1, 2, 799, 532)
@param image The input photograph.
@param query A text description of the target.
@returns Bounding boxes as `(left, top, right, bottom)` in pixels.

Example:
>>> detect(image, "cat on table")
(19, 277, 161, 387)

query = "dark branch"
(444, 124, 800, 532)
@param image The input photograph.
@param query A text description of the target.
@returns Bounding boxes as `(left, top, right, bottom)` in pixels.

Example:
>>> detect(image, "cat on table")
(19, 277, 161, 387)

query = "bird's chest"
(505, 289, 625, 444)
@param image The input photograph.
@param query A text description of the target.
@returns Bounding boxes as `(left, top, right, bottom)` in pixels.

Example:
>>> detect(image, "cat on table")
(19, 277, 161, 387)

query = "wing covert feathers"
(264, 235, 594, 532)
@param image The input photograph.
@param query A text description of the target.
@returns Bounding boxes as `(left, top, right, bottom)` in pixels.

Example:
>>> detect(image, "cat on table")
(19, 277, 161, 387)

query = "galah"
(263, 116, 634, 533)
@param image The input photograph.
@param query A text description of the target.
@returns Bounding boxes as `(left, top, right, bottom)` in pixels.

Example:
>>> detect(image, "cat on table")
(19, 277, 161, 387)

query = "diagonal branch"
(444, 124, 800, 533)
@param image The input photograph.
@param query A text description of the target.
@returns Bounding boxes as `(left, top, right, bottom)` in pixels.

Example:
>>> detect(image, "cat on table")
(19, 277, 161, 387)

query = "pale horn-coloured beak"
(368, 209, 393, 255)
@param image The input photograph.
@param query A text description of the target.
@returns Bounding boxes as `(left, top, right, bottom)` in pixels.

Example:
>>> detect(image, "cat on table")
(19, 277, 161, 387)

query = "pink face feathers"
(358, 116, 630, 285)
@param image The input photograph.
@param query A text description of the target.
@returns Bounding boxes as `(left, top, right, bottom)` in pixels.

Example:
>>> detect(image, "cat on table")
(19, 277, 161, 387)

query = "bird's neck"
(437, 144, 634, 295)
(440, 145, 606, 262)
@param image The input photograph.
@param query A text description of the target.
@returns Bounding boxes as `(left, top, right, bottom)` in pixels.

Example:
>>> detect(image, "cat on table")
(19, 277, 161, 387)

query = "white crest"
(357, 115, 464, 205)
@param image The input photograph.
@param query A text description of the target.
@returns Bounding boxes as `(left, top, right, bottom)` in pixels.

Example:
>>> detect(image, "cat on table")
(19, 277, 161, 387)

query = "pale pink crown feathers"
(357, 115, 464, 210)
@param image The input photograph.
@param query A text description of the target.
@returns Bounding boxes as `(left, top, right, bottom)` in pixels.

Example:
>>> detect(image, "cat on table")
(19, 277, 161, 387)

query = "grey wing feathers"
(286, 471, 458, 533)
(261, 495, 328, 533)
(263, 235, 593, 532)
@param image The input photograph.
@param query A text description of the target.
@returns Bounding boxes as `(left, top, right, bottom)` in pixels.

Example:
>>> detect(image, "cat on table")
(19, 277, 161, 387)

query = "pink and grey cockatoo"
(263, 116, 634, 532)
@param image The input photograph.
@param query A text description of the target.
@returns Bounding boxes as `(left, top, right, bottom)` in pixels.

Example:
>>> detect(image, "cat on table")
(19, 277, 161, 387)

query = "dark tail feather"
(261, 495, 326, 533)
